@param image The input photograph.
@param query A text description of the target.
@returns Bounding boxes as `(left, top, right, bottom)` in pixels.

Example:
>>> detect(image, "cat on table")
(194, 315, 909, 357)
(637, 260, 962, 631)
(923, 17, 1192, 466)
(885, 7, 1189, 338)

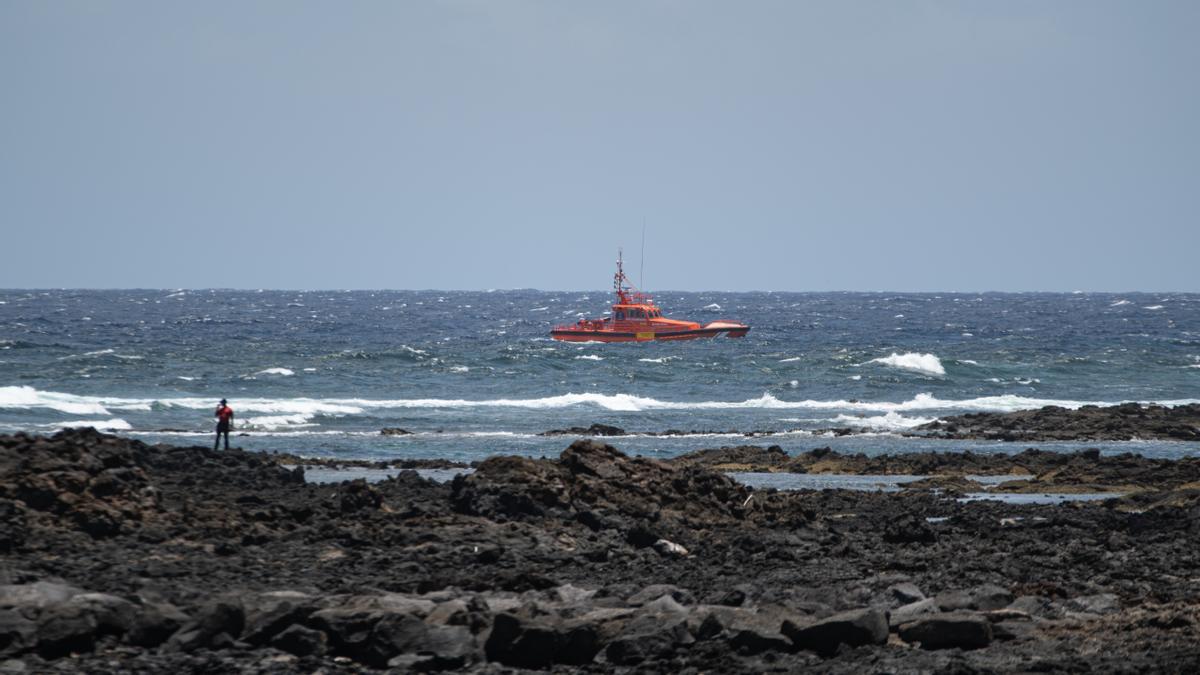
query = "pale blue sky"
(2, 2, 1197, 291)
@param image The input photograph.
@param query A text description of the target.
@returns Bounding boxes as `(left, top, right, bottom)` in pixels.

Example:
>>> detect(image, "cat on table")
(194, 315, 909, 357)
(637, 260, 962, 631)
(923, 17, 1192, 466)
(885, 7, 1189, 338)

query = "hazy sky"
(2, 2, 1197, 291)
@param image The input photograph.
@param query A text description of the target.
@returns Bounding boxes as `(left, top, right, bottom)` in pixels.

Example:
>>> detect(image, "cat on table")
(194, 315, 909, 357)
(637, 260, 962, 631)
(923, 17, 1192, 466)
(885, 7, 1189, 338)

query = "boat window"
(615, 311, 625, 321)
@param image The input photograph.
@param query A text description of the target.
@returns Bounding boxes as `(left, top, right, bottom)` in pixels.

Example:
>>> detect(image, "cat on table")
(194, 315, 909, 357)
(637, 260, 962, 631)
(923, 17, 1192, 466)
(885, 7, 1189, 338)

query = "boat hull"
(550, 326, 750, 342)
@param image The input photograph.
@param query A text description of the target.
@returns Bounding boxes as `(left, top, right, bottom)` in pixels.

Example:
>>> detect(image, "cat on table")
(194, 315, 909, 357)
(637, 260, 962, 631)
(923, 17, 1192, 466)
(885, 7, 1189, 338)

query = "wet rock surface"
(2, 428, 1200, 671)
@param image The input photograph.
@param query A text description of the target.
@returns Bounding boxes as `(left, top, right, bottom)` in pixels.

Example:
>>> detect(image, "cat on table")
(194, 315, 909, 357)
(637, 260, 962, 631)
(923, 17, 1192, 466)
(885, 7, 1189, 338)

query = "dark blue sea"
(2, 290, 1198, 462)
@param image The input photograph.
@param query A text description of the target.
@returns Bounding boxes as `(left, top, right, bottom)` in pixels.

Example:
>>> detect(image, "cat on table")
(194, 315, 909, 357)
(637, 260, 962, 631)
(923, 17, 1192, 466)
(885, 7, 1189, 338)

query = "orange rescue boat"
(551, 253, 750, 342)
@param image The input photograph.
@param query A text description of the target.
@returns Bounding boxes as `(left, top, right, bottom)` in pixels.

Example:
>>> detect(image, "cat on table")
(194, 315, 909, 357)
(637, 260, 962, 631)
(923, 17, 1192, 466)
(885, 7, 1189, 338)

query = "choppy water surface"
(2, 290, 1198, 461)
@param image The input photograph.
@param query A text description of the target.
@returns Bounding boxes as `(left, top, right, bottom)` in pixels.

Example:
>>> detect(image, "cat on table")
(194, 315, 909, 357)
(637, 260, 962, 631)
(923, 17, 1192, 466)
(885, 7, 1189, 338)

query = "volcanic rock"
(898, 612, 993, 650)
(782, 608, 888, 656)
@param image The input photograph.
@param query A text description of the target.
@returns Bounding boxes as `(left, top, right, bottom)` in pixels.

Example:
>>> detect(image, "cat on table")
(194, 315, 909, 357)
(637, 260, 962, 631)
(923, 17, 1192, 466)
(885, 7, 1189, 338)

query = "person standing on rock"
(214, 399, 234, 450)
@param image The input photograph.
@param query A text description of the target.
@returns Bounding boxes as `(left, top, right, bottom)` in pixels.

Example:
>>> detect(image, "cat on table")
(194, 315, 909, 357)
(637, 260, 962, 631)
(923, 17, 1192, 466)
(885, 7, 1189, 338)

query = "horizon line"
(0, 287, 1194, 295)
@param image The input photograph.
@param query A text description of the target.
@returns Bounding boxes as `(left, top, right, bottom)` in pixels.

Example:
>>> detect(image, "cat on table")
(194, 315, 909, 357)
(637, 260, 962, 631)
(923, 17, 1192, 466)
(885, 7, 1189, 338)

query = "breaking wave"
(830, 412, 937, 431)
(50, 418, 132, 432)
(244, 414, 317, 430)
(863, 352, 946, 376)
(4, 386, 1198, 417)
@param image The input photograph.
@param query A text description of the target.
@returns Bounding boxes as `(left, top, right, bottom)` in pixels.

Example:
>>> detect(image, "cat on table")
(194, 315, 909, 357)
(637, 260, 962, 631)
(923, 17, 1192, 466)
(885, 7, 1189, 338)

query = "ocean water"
(2, 289, 1198, 462)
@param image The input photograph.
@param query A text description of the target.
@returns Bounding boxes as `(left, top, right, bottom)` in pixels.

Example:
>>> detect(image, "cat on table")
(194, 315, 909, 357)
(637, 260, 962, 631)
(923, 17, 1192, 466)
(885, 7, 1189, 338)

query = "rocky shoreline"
(535, 403, 1200, 442)
(912, 403, 1200, 442)
(3, 429, 1200, 672)
(672, 444, 1200, 495)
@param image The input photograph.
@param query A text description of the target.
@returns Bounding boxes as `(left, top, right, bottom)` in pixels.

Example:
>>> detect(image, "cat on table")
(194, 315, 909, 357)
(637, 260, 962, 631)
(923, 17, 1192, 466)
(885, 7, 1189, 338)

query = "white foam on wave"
(255, 367, 295, 376)
(244, 414, 316, 430)
(779, 357, 803, 363)
(830, 412, 937, 432)
(863, 352, 946, 376)
(449, 365, 470, 373)
(51, 418, 132, 432)
(638, 357, 675, 364)
(5, 386, 1199, 419)
(575, 355, 604, 361)
(1110, 300, 1131, 307)
(1143, 305, 1164, 310)
(0, 386, 112, 415)
(703, 303, 721, 311)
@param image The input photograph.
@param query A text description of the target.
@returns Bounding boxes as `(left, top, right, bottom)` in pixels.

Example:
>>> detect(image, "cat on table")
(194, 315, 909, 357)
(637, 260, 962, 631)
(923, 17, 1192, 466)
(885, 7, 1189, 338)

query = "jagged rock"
(1006, 596, 1059, 619)
(716, 589, 747, 607)
(728, 626, 793, 655)
(368, 613, 474, 669)
(898, 612, 993, 650)
(127, 602, 190, 648)
(0, 610, 36, 657)
(627, 585, 695, 607)
(782, 608, 888, 656)
(338, 480, 383, 513)
(889, 598, 939, 628)
(484, 613, 598, 668)
(604, 617, 692, 666)
(915, 403, 1200, 442)
(451, 441, 749, 535)
(242, 593, 320, 645)
(307, 608, 387, 654)
(883, 514, 937, 544)
(36, 604, 99, 657)
(66, 593, 137, 637)
(380, 428, 412, 436)
(270, 624, 327, 657)
(887, 583, 926, 606)
(541, 423, 627, 437)
(166, 599, 244, 652)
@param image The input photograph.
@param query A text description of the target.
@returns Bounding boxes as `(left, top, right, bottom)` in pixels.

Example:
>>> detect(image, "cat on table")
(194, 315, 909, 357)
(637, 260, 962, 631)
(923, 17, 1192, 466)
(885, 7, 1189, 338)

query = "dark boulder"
(36, 604, 99, 658)
(898, 612, 993, 650)
(728, 627, 793, 655)
(127, 602, 190, 648)
(540, 423, 626, 437)
(782, 608, 888, 657)
(485, 612, 599, 669)
(339, 480, 383, 513)
(368, 612, 475, 669)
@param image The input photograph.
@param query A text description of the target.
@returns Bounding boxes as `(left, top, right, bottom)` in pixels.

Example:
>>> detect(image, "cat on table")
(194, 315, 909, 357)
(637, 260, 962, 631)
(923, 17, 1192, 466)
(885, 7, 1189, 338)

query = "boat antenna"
(639, 221, 645, 291)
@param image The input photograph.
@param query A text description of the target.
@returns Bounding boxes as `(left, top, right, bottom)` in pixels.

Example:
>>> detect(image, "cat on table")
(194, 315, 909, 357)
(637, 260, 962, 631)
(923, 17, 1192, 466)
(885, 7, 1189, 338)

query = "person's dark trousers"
(215, 424, 230, 450)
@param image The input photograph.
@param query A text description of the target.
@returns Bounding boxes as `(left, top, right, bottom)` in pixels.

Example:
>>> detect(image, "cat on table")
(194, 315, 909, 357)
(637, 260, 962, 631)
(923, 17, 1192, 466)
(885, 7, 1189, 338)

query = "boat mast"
(614, 248, 630, 304)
